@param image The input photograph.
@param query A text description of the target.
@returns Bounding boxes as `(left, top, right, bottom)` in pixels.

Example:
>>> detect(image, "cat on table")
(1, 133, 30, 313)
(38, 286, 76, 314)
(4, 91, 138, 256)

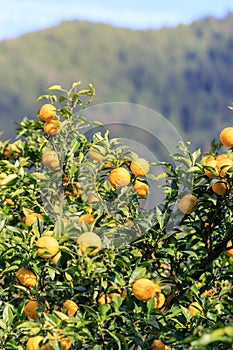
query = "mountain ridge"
(0, 13, 233, 150)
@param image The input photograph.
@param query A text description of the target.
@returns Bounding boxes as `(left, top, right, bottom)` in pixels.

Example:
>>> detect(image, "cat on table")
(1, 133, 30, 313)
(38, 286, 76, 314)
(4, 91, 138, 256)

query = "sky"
(1, 0, 233, 40)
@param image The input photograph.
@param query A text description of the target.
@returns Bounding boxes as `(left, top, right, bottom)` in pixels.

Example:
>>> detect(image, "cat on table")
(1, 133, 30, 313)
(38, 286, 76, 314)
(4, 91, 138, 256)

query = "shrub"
(0, 82, 233, 349)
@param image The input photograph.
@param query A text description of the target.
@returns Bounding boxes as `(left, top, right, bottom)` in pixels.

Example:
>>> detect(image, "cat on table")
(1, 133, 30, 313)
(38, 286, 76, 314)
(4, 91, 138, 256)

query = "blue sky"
(1, 0, 233, 40)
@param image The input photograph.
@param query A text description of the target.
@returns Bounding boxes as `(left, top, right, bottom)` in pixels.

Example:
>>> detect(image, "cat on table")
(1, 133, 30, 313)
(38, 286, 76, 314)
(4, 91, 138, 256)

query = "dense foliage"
(0, 82, 232, 349)
(1, 14, 233, 149)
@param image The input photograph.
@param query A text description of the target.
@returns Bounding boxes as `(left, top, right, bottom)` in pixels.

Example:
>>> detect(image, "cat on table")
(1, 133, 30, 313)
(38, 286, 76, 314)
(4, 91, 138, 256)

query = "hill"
(0, 13, 233, 151)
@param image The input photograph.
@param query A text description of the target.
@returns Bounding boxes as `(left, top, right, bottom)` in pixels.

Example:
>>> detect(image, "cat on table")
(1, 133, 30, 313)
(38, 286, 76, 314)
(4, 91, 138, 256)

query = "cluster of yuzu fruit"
(39, 103, 60, 135)
(1, 83, 233, 349)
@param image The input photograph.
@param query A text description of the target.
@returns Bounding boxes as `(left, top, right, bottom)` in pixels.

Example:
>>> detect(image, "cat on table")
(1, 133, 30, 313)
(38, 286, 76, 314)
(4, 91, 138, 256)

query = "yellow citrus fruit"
(16, 268, 37, 288)
(42, 150, 60, 169)
(51, 251, 62, 265)
(216, 158, 233, 177)
(24, 213, 44, 227)
(77, 231, 101, 256)
(108, 286, 127, 300)
(133, 180, 149, 196)
(39, 103, 56, 121)
(62, 300, 79, 316)
(215, 153, 229, 161)
(109, 167, 131, 188)
(178, 194, 197, 214)
(43, 331, 72, 350)
(132, 278, 160, 301)
(98, 294, 112, 304)
(88, 145, 106, 163)
(24, 299, 40, 320)
(4, 143, 20, 158)
(26, 336, 44, 350)
(154, 292, 166, 309)
(204, 158, 218, 177)
(150, 340, 174, 350)
(212, 180, 230, 195)
(24, 298, 49, 319)
(226, 240, 233, 258)
(44, 119, 60, 135)
(103, 161, 112, 168)
(150, 339, 166, 350)
(98, 286, 127, 304)
(87, 192, 99, 203)
(78, 213, 95, 225)
(130, 157, 150, 176)
(36, 236, 59, 258)
(188, 301, 203, 316)
(59, 337, 72, 350)
(200, 155, 215, 165)
(220, 127, 233, 147)
(5, 198, 14, 206)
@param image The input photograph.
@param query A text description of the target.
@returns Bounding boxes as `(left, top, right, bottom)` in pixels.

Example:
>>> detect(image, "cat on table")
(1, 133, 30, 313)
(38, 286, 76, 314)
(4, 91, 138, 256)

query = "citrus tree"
(0, 82, 233, 350)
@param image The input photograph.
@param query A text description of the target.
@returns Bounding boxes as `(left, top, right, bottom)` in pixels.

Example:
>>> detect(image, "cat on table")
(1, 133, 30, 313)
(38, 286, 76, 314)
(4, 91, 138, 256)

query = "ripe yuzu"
(88, 144, 106, 163)
(154, 292, 166, 309)
(188, 301, 202, 316)
(150, 340, 166, 350)
(109, 167, 131, 188)
(77, 231, 101, 255)
(62, 300, 79, 316)
(133, 180, 149, 196)
(39, 103, 56, 121)
(16, 268, 37, 288)
(132, 278, 160, 301)
(3, 143, 20, 158)
(226, 240, 233, 258)
(42, 150, 60, 169)
(212, 180, 230, 195)
(220, 127, 233, 147)
(36, 236, 59, 258)
(216, 158, 233, 177)
(130, 157, 150, 176)
(98, 286, 127, 304)
(24, 213, 43, 227)
(178, 194, 197, 214)
(44, 119, 60, 135)
(51, 251, 62, 265)
(23, 299, 40, 320)
(204, 158, 218, 178)
(26, 336, 44, 350)
(78, 213, 95, 225)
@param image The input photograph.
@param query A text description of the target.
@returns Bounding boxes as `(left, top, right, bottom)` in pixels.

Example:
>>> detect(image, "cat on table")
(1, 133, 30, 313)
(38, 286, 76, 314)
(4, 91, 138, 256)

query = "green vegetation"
(0, 13, 233, 150)
(0, 82, 233, 349)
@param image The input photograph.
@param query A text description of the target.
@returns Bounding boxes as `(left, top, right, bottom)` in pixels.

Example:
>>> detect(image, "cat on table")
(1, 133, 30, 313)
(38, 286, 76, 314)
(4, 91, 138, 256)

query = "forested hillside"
(0, 13, 233, 150)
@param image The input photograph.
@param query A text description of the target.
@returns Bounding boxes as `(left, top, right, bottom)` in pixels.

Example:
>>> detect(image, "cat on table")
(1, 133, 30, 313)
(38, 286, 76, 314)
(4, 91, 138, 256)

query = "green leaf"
(72, 81, 82, 89)
(129, 267, 147, 283)
(0, 173, 17, 186)
(53, 310, 69, 320)
(3, 304, 14, 325)
(47, 85, 62, 90)
(47, 267, 56, 280)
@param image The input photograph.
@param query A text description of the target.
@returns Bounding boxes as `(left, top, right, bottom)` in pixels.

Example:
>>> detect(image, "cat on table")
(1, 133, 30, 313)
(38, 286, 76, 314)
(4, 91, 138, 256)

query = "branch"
(162, 231, 233, 312)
